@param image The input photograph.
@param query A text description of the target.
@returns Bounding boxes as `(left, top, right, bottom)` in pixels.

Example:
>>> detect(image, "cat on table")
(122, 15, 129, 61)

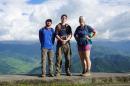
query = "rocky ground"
(0, 73, 130, 86)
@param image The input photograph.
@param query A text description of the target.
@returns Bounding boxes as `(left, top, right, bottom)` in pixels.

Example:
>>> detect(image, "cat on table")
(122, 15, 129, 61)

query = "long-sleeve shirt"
(39, 27, 55, 49)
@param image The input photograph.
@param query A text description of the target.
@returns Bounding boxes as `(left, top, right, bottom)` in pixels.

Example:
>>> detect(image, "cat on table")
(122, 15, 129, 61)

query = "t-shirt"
(55, 23, 72, 45)
(39, 27, 55, 49)
(55, 23, 72, 36)
(59, 25, 68, 36)
(74, 25, 95, 46)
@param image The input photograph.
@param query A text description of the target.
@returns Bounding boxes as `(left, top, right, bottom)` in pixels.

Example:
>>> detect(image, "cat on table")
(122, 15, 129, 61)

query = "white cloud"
(97, 30, 110, 39)
(99, 0, 130, 6)
(0, 0, 130, 41)
(97, 11, 130, 40)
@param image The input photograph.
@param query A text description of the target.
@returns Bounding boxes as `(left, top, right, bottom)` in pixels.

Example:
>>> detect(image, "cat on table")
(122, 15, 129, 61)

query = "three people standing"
(39, 15, 96, 78)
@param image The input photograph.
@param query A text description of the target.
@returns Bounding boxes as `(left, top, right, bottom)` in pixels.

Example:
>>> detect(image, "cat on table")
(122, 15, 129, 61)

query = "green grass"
(0, 79, 129, 86)
(0, 80, 91, 86)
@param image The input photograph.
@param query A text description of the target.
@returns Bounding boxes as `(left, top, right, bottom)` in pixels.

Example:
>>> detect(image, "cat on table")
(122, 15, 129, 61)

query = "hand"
(86, 35, 91, 40)
(62, 40, 68, 44)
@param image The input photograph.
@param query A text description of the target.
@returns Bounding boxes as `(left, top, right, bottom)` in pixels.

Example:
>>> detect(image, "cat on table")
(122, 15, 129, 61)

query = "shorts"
(78, 44, 92, 51)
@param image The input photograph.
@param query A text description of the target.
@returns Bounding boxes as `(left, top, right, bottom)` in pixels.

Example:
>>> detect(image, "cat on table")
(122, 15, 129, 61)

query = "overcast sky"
(0, 0, 130, 41)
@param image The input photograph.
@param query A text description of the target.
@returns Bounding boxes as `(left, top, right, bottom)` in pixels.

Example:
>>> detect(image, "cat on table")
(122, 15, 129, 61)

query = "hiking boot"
(82, 70, 86, 74)
(49, 74, 54, 77)
(66, 72, 72, 76)
(82, 71, 91, 77)
(55, 73, 60, 77)
(41, 74, 46, 79)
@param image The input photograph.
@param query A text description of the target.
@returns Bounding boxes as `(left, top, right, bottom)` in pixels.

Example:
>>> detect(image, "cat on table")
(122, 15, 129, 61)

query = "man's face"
(61, 16, 67, 23)
(46, 21, 52, 27)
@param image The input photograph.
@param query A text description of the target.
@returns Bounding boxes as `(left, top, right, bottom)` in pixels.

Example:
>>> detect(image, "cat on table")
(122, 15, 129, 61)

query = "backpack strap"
(50, 28, 53, 33)
(56, 23, 70, 34)
(84, 25, 89, 33)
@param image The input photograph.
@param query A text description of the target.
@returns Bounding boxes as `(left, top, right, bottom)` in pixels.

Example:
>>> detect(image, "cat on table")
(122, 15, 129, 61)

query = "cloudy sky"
(0, 0, 130, 41)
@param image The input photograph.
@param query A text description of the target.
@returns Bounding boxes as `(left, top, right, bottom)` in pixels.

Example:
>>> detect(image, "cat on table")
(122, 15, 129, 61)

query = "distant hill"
(0, 40, 130, 74)
(0, 53, 34, 74)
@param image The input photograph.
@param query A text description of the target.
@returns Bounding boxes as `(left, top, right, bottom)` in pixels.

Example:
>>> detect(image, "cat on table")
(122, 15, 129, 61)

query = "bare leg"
(82, 50, 91, 76)
(85, 50, 91, 72)
(78, 51, 86, 74)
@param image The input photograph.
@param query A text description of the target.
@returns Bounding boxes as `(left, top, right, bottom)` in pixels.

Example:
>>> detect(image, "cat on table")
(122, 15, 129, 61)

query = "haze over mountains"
(0, 40, 130, 74)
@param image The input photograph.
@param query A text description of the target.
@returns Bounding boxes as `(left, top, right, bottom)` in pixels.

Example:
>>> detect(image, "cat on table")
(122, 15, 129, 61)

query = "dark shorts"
(78, 44, 92, 51)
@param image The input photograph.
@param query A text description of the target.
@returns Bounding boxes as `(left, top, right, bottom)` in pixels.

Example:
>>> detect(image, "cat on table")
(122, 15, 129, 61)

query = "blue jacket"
(39, 27, 55, 49)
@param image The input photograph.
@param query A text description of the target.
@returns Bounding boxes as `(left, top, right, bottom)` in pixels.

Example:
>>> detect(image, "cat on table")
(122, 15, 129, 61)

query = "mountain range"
(0, 40, 130, 74)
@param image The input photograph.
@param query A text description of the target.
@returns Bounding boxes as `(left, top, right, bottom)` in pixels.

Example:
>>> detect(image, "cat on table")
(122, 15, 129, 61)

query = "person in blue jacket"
(39, 19, 55, 78)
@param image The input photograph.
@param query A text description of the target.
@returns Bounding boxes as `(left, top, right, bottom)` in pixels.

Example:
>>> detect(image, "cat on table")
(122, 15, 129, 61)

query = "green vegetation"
(0, 82, 92, 86)
(0, 53, 38, 74)
(0, 41, 130, 74)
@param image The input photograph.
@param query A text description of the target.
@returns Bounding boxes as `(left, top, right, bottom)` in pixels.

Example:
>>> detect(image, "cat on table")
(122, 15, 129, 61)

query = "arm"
(66, 25, 72, 41)
(74, 27, 79, 41)
(90, 30, 96, 38)
(39, 29, 42, 44)
(52, 29, 55, 45)
(87, 26, 96, 39)
(56, 35, 63, 41)
(55, 25, 63, 41)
